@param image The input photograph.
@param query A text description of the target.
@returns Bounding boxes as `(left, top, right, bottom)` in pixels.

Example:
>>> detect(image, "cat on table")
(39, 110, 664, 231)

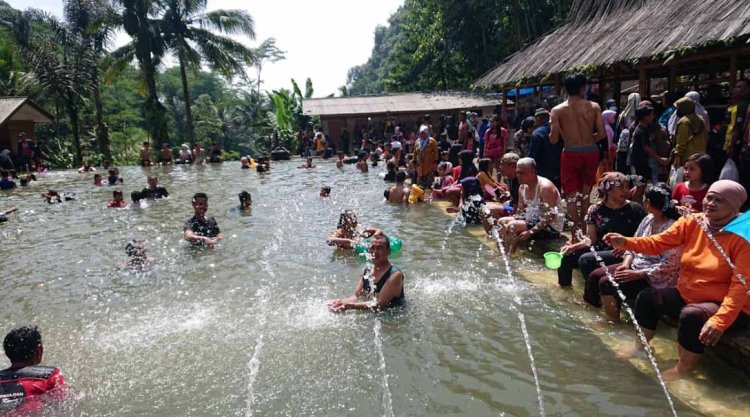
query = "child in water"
(326, 209, 381, 249)
(41, 190, 62, 204)
(122, 240, 155, 269)
(298, 157, 316, 169)
(93, 174, 103, 186)
(0, 206, 17, 223)
(320, 186, 331, 197)
(238, 191, 252, 210)
(107, 190, 127, 208)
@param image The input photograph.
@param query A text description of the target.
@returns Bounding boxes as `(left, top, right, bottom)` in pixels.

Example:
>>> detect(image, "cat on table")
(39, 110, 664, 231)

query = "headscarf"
(617, 93, 640, 129)
(602, 110, 617, 149)
(674, 97, 705, 135)
(707, 180, 747, 218)
(418, 125, 431, 151)
(596, 172, 628, 200)
(668, 92, 709, 135)
(1, 149, 10, 156)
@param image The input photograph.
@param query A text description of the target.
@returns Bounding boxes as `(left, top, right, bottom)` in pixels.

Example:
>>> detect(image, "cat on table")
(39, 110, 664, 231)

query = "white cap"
(390, 141, 402, 150)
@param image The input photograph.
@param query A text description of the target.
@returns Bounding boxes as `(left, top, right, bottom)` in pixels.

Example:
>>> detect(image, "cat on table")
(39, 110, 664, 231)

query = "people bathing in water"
(130, 191, 144, 208)
(336, 152, 345, 169)
(107, 190, 127, 208)
(489, 158, 565, 251)
(141, 176, 169, 199)
(107, 168, 123, 185)
(1, 325, 65, 414)
(320, 186, 331, 198)
(328, 233, 404, 312)
(586, 183, 680, 321)
(298, 157, 316, 169)
(0, 170, 16, 190)
(122, 240, 155, 269)
(184, 192, 222, 248)
(77, 164, 95, 173)
(241, 157, 251, 169)
(238, 191, 252, 210)
(604, 180, 750, 380)
(140, 142, 152, 166)
(386, 171, 410, 204)
(0, 206, 17, 223)
(41, 190, 62, 204)
(160, 143, 173, 164)
(355, 152, 369, 173)
(93, 174, 103, 186)
(326, 209, 381, 249)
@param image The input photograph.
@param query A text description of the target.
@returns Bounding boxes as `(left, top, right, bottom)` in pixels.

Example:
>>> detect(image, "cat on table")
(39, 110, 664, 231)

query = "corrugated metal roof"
(302, 92, 501, 117)
(475, 0, 750, 87)
(0, 97, 54, 125)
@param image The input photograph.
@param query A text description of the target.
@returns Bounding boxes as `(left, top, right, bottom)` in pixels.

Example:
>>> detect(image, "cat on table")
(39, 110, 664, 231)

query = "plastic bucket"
(543, 252, 563, 269)
(408, 185, 425, 203)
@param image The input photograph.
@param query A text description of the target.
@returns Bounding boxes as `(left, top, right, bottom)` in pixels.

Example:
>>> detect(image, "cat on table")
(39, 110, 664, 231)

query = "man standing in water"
(141, 176, 169, 199)
(550, 73, 606, 237)
(328, 233, 404, 311)
(184, 193, 223, 248)
(1, 326, 64, 413)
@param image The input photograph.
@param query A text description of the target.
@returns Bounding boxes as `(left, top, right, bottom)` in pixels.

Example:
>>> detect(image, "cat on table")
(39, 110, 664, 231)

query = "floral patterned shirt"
(627, 214, 680, 288)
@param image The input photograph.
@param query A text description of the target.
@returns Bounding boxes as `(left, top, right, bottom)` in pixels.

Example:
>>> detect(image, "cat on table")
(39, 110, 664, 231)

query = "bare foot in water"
(615, 345, 644, 359)
(661, 365, 689, 381)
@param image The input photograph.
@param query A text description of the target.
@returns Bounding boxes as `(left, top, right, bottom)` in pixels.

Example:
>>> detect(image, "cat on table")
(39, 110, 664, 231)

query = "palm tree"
(117, 0, 169, 145)
(1, 6, 97, 164)
(159, 0, 255, 146)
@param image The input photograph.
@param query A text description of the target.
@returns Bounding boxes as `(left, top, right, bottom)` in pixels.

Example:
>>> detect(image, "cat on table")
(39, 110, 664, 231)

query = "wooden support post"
(501, 85, 508, 123)
(613, 67, 621, 108)
(668, 65, 677, 93)
(730, 54, 738, 85)
(598, 70, 606, 107)
(554, 73, 562, 97)
(639, 64, 648, 98)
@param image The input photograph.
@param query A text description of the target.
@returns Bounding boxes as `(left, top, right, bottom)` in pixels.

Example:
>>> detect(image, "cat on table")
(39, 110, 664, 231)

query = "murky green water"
(0, 161, 745, 416)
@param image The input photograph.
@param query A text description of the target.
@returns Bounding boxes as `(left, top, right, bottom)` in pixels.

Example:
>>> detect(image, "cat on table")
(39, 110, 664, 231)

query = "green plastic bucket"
(543, 252, 563, 269)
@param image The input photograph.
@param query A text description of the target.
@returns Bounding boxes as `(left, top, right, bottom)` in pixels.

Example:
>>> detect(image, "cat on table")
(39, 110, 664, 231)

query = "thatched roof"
(475, 0, 750, 87)
(302, 92, 501, 117)
(0, 97, 53, 125)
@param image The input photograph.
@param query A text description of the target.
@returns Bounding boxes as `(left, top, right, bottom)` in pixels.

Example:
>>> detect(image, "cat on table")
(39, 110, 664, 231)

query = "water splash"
(245, 334, 264, 417)
(373, 319, 395, 417)
(492, 227, 546, 417)
(576, 230, 678, 417)
(689, 213, 749, 292)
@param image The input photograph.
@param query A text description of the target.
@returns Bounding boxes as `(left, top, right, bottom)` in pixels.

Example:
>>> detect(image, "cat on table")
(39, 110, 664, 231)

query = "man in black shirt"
(184, 192, 222, 248)
(140, 176, 169, 199)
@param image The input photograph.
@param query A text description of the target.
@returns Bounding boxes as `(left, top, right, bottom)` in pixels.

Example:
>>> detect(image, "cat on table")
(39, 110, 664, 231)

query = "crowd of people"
(3, 73, 750, 412)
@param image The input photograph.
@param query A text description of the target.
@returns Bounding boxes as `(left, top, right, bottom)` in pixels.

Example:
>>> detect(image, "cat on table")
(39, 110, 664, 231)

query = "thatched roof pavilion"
(475, 0, 750, 104)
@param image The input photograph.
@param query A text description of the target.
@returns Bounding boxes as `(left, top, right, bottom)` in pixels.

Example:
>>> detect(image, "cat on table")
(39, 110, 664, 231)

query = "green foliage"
(347, 0, 572, 94)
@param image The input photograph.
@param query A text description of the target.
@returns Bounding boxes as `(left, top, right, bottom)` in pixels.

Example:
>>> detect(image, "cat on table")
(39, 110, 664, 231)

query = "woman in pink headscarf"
(605, 180, 750, 380)
(595, 110, 618, 182)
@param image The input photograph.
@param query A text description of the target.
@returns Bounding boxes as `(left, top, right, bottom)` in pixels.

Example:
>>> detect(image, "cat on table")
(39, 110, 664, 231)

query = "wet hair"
(3, 325, 42, 363)
(644, 183, 680, 220)
(383, 189, 390, 199)
(131, 191, 142, 202)
(108, 168, 116, 176)
(93, 173, 102, 180)
(337, 210, 356, 229)
(564, 73, 587, 95)
(370, 233, 391, 251)
(386, 161, 396, 172)
(192, 192, 208, 202)
(478, 158, 492, 173)
(320, 186, 331, 195)
(685, 153, 715, 185)
(125, 240, 143, 257)
(239, 191, 252, 203)
(396, 171, 406, 183)
(113, 190, 123, 197)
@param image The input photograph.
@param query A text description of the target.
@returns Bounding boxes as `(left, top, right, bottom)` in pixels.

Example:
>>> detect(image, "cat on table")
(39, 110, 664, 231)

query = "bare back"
(388, 184, 408, 203)
(550, 97, 605, 148)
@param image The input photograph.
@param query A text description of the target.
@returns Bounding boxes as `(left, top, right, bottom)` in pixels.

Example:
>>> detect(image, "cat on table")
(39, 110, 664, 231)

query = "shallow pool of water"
(0, 160, 745, 416)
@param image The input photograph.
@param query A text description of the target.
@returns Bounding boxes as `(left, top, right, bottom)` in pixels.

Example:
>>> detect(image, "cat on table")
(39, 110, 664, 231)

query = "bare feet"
(615, 345, 644, 359)
(661, 366, 685, 381)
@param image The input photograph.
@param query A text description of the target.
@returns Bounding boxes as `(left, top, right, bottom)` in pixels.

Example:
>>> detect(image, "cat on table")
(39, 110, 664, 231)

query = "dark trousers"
(635, 287, 750, 353)
(585, 262, 651, 308)
(558, 249, 617, 287)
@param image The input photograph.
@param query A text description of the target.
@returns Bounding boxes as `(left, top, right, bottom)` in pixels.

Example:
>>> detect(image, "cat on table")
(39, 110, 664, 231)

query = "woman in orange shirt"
(605, 180, 750, 380)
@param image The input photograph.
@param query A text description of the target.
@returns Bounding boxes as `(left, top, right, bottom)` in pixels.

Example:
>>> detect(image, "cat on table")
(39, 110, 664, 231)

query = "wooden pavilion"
(474, 0, 750, 107)
(0, 96, 53, 154)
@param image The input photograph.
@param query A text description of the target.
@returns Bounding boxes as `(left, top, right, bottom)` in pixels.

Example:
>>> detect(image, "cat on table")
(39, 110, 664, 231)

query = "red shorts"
(560, 150, 599, 194)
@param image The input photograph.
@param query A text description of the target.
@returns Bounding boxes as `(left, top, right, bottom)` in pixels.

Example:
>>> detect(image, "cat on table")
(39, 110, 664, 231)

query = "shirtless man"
(386, 171, 410, 204)
(139, 142, 151, 166)
(495, 158, 565, 252)
(550, 73, 606, 237)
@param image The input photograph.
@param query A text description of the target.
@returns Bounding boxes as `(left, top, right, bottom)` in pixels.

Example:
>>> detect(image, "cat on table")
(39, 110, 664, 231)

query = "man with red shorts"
(0, 326, 64, 414)
(550, 73, 606, 238)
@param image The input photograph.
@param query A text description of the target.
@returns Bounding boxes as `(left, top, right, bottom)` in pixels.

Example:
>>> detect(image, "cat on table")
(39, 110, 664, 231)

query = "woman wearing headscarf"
(413, 125, 439, 189)
(605, 180, 750, 380)
(615, 93, 640, 173)
(672, 97, 708, 167)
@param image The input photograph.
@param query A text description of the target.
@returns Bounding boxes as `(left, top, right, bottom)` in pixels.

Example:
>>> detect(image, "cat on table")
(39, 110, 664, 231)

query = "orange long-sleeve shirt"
(622, 215, 750, 331)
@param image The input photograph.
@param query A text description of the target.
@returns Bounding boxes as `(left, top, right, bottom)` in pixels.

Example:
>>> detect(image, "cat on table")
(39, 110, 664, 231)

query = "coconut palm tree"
(159, 0, 255, 146)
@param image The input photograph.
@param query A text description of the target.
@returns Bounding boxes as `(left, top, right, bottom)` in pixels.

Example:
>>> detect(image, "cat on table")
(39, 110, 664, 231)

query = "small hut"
(302, 91, 503, 149)
(475, 0, 750, 106)
(0, 97, 53, 154)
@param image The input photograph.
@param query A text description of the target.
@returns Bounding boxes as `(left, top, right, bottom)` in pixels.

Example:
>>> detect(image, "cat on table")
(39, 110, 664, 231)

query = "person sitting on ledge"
(604, 180, 750, 380)
(328, 233, 404, 312)
(1, 325, 65, 413)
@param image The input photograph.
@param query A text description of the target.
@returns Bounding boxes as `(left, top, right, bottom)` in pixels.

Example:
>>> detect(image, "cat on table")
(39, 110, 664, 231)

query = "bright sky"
(5, 0, 404, 97)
